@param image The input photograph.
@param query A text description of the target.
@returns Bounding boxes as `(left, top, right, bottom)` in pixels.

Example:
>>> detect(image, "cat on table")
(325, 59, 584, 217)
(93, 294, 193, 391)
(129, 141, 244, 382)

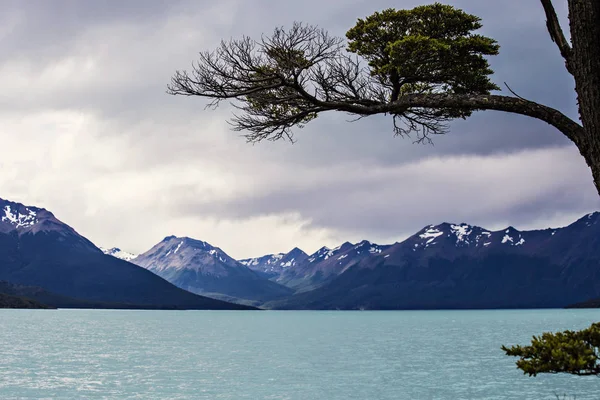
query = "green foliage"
(502, 322, 600, 376)
(346, 2, 500, 109)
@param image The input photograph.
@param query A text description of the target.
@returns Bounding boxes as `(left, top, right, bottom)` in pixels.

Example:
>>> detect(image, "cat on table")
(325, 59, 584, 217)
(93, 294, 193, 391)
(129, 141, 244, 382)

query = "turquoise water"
(0, 309, 598, 399)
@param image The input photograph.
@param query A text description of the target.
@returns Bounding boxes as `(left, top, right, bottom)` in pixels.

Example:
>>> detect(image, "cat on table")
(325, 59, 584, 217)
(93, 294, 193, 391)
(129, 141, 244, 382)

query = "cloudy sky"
(1, 0, 597, 258)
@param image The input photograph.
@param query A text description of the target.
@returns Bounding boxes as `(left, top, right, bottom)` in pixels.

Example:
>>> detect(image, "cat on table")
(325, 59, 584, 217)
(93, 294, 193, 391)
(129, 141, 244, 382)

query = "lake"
(0, 309, 598, 399)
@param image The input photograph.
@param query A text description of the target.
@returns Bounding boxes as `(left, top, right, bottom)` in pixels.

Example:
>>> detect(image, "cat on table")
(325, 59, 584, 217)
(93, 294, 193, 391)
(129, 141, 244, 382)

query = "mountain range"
(101, 212, 600, 310)
(3, 195, 599, 311)
(0, 198, 253, 310)
(266, 216, 600, 309)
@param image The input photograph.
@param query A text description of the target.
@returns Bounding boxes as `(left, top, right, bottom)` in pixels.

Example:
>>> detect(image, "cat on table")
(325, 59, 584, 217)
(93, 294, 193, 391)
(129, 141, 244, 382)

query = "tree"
(168, 1, 600, 195)
(502, 322, 600, 376)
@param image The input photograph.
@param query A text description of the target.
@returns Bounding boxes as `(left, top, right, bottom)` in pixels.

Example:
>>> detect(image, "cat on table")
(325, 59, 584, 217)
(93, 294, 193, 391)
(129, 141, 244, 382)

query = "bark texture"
(568, 0, 600, 195)
(327, 93, 585, 145)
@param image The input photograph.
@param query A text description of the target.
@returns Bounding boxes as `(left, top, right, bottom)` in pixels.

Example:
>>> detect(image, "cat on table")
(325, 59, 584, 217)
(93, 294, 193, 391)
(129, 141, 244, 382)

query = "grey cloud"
(0, 0, 594, 257)
(0, 0, 577, 160)
(173, 146, 600, 243)
(0, 0, 182, 66)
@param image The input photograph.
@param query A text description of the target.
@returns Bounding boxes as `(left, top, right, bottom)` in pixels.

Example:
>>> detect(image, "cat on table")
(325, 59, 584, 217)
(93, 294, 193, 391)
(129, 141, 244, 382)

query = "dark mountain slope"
(269, 213, 600, 310)
(0, 198, 254, 310)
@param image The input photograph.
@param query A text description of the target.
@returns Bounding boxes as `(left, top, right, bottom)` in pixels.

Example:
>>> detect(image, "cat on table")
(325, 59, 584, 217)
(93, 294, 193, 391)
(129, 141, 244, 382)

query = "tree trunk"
(569, 0, 600, 195)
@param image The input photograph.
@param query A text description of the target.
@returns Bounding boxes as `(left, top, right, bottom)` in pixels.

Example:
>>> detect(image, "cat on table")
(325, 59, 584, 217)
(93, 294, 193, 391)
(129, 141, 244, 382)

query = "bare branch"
(540, 0, 573, 73)
(503, 82, 528, 101)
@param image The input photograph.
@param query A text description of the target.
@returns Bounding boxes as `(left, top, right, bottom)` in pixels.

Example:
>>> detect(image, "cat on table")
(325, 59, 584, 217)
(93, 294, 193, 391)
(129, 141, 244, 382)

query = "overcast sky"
(1, 0, 597, 258)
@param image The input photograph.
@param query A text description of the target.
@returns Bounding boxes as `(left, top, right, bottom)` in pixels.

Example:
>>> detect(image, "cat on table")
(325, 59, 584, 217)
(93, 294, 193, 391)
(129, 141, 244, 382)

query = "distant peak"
(161, 235, 213, 247)
(419, 226, 444, 238)
(101, 247, 137, 261)
(288, 247, 307, 255)
(450, 223, 471, 228)
(332, 241, 354, 252)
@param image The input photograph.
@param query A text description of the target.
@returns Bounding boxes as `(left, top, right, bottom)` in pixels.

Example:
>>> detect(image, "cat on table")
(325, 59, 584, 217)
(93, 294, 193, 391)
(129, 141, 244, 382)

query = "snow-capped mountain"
(1, 198, 122, 253)
(275, 240, 391, 292)
(271, 212, 600, 310)
(100, 247, 137, 262)
(409, 223, 530, 251)
(133, 236, 242, 276)
(377, 222, 535, 267)
(0, 198, 100, 252)
(0, 197, 248, 310)
(240, 247, 308, 278)
(131, 236, 292, 303)
(306, 243, 352, 264)
(303, 240, 387, 265)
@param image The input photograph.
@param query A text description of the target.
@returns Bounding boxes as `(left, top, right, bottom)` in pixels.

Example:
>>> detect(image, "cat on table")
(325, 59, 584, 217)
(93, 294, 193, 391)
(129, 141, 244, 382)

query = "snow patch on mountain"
(584, 212, 599, 227)
(209, 248, 228, 263)
(174, 241, 184, 254)
(308, 247, 333, 263)
(281, 258, 295, 267)
(369, 246, 381, 254)
(100, 247, 138, 261)
(418, 227, 444, 247)
(353, 240, 384, 254)
(420, 227, 444, 240)
(450, 224, 472, 243)
(501, 228, 525, 246)
(413, 222, 528, 250)
(240, 253, 285, 268)
(2, 205, 38, 228)
(239, 248, 306, 274)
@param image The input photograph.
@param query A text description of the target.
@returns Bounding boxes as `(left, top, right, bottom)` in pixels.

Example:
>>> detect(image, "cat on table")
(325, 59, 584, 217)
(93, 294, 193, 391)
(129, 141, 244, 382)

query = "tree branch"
(308, 93, 584, 145)
(540, 0, 573, 74)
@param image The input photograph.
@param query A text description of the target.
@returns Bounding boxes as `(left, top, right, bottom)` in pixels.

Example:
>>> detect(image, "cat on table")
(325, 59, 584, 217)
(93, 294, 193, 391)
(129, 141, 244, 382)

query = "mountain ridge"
(131, 236, 293, 304)
(0, 197, 255, 310)
(106, 211, 600, 310)
(267, 212, 600, 309)
(100, 247, 137, 262)
(239, 247, 309, 279)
